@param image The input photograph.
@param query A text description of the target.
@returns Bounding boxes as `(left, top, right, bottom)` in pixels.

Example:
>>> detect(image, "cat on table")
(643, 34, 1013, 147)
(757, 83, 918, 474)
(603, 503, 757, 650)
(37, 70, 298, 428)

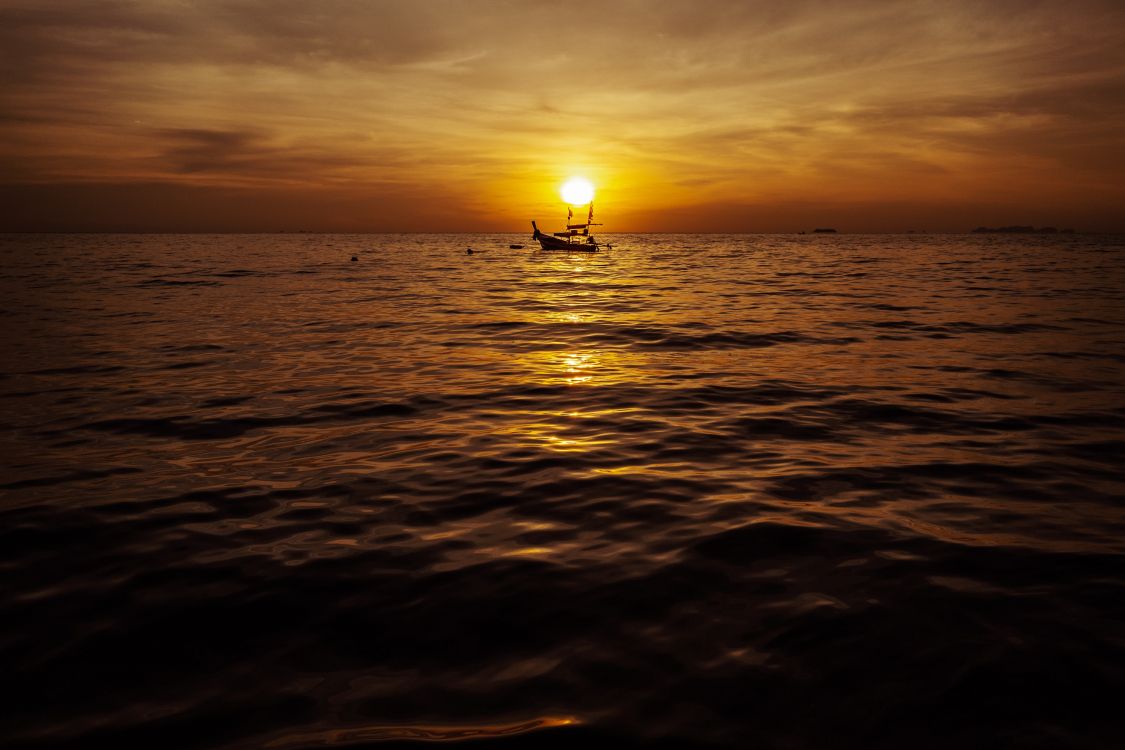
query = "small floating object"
(466, 248, 473, 255)
(509, 244, 525, 249)
(350, 255, 358, 262)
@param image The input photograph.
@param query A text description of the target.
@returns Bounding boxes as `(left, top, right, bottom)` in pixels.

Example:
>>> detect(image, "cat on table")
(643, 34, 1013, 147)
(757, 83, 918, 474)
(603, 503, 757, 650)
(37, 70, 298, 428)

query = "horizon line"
(3, 230, 1121, 236)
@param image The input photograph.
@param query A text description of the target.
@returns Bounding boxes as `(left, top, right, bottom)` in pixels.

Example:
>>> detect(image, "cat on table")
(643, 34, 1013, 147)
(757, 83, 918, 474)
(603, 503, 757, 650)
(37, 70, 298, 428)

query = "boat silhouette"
(531, 201, 609, 252)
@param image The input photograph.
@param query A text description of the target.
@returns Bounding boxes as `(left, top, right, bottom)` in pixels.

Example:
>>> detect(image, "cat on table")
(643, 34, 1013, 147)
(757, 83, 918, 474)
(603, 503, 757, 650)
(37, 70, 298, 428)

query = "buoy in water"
(466, 248, 473, 255)
(350, 255, 358, 262)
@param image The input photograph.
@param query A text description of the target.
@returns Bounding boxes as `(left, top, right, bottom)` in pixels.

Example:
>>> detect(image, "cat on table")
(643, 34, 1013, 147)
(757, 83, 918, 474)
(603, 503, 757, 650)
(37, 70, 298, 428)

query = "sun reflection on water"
(561, 352, 595, 384)
(497, 415, 617, 454)
(516, 348, 636, 387)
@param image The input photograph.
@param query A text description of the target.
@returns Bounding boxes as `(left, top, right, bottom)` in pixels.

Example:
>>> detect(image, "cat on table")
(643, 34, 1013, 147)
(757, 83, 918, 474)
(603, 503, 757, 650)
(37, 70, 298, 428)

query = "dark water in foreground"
(3, 233, 1125, 749)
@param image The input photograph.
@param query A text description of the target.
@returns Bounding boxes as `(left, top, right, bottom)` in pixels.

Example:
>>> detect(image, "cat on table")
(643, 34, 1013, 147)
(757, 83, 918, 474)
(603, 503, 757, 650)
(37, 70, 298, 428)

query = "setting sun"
(560, 177, 595, 206)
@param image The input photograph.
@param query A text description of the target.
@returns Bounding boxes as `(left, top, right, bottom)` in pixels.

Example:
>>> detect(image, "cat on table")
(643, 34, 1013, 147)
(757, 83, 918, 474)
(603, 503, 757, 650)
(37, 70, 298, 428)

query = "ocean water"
(2, 232, 1124, 749)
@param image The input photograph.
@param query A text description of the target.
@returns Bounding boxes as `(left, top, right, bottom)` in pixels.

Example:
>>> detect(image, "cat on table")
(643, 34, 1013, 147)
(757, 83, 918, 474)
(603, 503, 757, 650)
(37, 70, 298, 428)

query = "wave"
(3, 233, 1124, 750)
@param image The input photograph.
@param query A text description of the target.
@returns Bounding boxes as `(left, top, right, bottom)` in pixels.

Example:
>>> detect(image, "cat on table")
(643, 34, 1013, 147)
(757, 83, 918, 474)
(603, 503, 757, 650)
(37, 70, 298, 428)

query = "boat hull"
(532, 220, 600, 252)
(536, 236, 599, 252)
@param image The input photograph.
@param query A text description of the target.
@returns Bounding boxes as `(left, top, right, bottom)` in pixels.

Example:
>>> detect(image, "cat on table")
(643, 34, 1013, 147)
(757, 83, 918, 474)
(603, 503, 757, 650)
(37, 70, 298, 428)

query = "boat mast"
(555, 200, 600, 245)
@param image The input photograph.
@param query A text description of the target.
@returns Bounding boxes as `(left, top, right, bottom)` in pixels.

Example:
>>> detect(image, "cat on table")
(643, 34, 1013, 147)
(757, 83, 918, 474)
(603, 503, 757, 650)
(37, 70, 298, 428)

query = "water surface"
(3, 233, 1124, 749)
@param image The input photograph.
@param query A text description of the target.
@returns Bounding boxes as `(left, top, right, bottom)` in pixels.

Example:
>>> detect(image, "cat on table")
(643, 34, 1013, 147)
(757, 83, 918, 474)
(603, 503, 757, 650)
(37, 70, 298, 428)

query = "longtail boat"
(531, 202, 609, 252)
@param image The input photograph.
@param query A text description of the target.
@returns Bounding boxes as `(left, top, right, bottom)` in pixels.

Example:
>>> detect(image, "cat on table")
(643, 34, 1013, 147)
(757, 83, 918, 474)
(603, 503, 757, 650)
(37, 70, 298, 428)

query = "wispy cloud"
(2, 0, 1123, 230)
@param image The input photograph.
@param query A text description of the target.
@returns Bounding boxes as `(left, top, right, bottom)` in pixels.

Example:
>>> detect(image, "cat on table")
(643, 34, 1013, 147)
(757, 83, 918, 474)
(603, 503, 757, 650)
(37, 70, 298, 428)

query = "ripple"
(2, 233, 1124, 750)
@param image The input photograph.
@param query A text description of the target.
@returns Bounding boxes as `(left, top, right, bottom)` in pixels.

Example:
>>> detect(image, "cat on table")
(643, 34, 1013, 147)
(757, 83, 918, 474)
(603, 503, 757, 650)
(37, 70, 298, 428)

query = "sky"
(2, 0, 1124, 233)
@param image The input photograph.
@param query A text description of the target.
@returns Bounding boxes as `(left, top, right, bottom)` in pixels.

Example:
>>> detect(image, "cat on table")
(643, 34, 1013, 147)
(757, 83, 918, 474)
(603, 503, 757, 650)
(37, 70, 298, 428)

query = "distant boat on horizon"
(531, 201, 609, 252)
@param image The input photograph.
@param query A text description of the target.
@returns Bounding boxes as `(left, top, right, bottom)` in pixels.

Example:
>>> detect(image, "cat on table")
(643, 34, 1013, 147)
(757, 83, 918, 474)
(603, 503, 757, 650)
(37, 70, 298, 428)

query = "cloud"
(2, 0, 1124, 230)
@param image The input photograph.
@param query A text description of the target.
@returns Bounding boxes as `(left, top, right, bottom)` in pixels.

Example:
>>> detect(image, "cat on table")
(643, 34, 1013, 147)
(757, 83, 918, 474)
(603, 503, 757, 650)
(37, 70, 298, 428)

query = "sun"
(560, 177, 595, 205)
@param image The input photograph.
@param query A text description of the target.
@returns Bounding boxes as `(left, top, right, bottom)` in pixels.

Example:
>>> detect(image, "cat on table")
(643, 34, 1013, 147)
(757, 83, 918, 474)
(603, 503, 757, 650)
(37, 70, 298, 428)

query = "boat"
(531, 202, 608, 252)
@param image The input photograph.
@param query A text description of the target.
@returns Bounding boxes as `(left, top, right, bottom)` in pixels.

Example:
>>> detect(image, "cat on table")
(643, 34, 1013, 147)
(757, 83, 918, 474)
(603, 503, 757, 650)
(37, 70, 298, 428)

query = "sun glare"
(560, 177, 595, 205)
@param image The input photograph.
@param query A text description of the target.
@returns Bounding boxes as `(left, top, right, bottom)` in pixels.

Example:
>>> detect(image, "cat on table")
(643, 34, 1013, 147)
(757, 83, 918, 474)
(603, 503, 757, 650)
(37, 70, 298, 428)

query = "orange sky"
(2, 0, 1124, 232)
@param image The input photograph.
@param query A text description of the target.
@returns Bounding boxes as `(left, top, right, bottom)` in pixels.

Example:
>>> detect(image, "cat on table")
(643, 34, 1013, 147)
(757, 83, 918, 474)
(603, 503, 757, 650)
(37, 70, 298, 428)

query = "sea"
(2, 233, 1124, 749)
